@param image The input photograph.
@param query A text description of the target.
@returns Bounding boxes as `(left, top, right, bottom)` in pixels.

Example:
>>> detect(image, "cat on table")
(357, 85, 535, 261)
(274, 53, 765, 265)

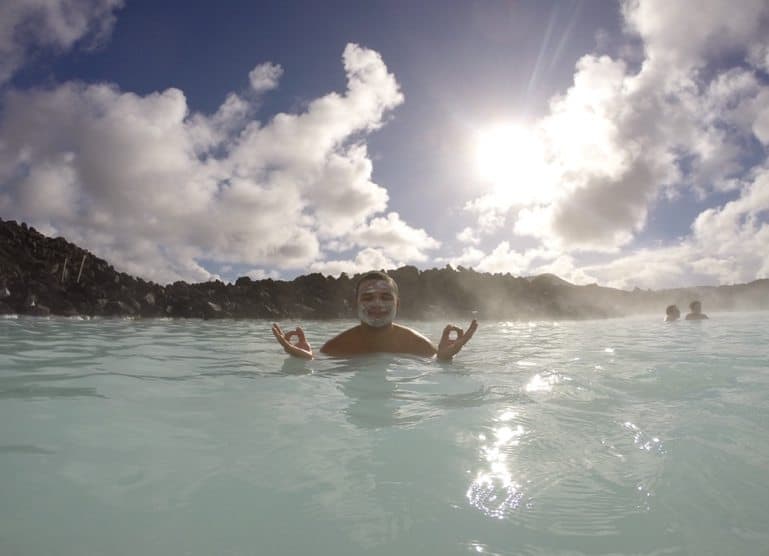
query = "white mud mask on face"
(357, 280, 397, 328)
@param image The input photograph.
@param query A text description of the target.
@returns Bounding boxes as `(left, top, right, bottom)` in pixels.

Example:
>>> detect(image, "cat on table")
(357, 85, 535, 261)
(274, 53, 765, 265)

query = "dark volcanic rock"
(2, 217, 769, 320)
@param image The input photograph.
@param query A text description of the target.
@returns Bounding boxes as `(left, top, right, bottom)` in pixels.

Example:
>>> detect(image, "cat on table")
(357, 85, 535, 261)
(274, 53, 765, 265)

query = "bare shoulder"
(392, 323, 431, 341)
(685, 313, 709, 320)
(392, 324, 437, 357)
(320, 325, 363, 355)
(320, 323, 437, 357)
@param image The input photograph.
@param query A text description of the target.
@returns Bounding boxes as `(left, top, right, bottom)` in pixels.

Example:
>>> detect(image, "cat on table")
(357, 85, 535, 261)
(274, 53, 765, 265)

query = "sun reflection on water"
(466, 411, 527, 519)
(525, 372, 561, 392)
(624, 421, 665, 454)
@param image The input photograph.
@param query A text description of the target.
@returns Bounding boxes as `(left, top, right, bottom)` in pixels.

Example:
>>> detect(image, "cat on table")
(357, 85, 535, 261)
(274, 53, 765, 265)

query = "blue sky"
(1, 0, 769, 289)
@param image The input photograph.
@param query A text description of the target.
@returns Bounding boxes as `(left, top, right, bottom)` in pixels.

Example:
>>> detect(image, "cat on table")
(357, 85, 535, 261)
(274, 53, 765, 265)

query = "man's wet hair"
(354, 271, 399, 299)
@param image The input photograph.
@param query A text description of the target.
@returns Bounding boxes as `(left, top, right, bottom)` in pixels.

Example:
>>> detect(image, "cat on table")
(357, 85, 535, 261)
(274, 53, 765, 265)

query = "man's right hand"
(272, 323, 313, 359)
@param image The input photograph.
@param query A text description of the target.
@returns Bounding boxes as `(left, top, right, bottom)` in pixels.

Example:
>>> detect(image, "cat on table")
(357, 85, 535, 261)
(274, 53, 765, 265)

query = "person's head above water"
(354, 271, 399, 328)
(665, 304, 680, 321)
(685, 299, 709, 320)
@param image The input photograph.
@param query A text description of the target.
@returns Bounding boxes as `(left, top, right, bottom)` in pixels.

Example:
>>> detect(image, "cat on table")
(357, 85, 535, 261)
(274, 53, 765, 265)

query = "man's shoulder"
(320, 325, 363, 353)
(332, 325, 365, 339)
(320, 322, 436, 357)
(392, 323, 431, 341)
(391, 323, 436, 354)
(685, 313, 709, 320)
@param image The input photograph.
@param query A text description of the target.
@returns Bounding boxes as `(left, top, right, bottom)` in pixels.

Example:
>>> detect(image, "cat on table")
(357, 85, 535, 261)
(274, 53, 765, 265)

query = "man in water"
(271, 270, 478, 361)
(685, 300, 709, 320)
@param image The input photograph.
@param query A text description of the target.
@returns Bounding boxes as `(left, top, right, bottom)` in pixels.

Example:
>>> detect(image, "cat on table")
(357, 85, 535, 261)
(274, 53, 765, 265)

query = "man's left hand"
(437, 319, 478, 361)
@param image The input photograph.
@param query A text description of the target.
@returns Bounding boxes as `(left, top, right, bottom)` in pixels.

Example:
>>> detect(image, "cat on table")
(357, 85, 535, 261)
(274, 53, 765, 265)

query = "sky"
(1, 0, 769, 289)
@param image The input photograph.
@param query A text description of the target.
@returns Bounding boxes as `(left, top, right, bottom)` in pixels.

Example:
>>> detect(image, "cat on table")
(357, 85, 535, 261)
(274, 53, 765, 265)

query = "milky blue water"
(1, 313, 768, 556)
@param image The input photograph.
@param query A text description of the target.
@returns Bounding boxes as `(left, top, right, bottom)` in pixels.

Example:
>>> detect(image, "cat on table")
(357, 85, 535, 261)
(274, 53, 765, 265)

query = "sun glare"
(474, 124, 551, 204)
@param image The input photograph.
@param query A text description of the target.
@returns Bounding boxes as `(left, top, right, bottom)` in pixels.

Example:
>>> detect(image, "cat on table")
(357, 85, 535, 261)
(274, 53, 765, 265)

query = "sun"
(474, 123, 551, 204)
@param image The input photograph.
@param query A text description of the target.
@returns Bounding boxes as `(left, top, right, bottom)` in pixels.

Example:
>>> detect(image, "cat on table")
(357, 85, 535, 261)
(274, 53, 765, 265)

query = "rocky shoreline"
(2, 217, 768, 320)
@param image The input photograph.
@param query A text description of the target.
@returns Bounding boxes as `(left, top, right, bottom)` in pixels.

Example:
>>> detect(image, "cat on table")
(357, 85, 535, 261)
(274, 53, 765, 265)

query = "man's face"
(356, 279, 398, 328)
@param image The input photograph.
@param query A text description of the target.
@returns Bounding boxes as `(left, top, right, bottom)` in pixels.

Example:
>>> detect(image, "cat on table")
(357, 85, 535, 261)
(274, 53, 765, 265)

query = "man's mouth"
(366, 308, 391, 317)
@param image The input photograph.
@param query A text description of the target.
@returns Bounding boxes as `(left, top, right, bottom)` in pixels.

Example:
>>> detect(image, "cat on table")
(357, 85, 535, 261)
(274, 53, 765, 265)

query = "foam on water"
(1, 313, 768, 555)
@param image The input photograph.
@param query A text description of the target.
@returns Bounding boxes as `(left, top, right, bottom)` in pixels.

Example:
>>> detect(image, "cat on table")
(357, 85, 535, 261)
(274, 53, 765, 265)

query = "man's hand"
(437, 319, 478, 361)
(272, 323, 313, 359)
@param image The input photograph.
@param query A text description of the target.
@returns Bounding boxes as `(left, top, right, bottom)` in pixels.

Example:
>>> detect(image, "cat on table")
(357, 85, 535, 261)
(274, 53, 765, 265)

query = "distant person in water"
(665, 304, 681, 322)
(271, 270, 478, 361)
(685, 300, 709, 320)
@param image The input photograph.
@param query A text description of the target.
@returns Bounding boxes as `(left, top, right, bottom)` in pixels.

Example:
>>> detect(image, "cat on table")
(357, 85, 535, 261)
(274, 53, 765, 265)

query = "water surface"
(1, 314, 768, 555)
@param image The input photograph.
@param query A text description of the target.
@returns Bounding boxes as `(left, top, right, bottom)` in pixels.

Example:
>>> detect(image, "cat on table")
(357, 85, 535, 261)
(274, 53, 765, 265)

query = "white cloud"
(309, 144, 389, 238)
(346, 212, 440, 262)
(621, 0, 769, 70)
(471, 242, 546, 275)
(457, 226, 480, 245)
(532, 255, 599, 285)
(572, 166, 769, 289)
(248, 62, 283, 93)
(449, 160, 769, 289)
(746, 88, 769, 145)
(748, 42, 769, 72)
(0, 43, 411, 283)
(580, 248, 689, 290)
(466, 52, 676, 250)
(246, 268, 281, 280)
(309, 211, 442, 276)
(0, 0, 124, 84)
(689, 168, 769, 280)
(463, 194, 509, 234)
(461, 0, 769, 287)
(309, 248, 396, 277)
(441, 246, 484, 269)
(467, 243, 602, 283)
